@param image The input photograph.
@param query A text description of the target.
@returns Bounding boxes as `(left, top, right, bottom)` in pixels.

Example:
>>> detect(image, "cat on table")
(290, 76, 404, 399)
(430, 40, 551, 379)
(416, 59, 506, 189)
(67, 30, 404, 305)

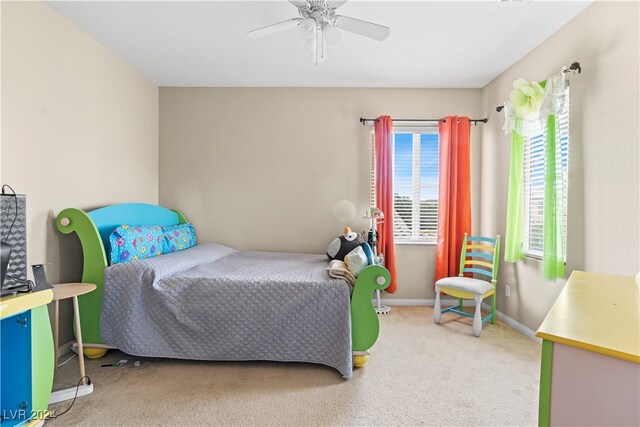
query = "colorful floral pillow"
(162, 223, 197, 253)
(109, 225, 164, 264)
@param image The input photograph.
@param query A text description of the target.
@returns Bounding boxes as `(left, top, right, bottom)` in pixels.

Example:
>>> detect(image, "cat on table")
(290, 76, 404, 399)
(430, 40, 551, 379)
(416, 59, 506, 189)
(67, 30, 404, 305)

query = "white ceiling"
(48, 1, 591, 88)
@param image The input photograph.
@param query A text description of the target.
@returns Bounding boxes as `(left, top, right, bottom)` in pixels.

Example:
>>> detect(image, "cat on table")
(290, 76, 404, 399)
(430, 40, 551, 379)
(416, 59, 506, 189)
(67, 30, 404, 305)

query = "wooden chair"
(433, 233, 501, 337)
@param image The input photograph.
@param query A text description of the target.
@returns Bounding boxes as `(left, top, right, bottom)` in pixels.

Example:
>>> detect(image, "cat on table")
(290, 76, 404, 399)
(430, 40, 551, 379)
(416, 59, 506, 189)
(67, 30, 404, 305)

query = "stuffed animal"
(327, 227, 365, 261)
(361, 242, 374, 265)
(345, 246, 368, 277)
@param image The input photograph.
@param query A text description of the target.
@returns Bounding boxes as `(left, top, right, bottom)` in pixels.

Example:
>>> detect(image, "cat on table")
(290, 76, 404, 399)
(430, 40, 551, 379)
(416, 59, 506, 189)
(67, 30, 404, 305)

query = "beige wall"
(1, 1, 159, 344)
(480, 1, 640, 331)
(159, 87, 483, 300)
(5, 0, 636, 343)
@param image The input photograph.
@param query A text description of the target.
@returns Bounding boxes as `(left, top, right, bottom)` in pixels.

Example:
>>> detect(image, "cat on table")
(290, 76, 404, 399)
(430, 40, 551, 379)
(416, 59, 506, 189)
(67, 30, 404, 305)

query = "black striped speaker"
(1, 194, 27, 291)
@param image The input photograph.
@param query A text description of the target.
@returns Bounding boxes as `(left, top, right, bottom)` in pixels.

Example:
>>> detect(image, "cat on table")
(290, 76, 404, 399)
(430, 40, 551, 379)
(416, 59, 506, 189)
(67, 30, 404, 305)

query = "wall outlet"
(505, 284, 511, 297)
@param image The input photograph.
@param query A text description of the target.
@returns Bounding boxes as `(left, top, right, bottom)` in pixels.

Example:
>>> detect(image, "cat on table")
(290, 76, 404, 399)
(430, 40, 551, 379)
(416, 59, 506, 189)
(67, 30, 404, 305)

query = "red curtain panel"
(435, 116, 472, 282)
(374, 115, 397, 294)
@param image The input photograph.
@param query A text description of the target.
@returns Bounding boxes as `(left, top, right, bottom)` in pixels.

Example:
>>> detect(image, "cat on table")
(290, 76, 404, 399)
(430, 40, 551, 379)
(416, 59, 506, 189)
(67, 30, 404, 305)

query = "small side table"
(50, 282, 96, 404)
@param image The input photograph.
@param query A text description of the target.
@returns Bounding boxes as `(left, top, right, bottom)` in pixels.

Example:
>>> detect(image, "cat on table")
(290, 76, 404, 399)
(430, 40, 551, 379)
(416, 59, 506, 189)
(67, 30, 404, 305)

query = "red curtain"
(435, 116, 472, 282)
(374, 116, 397, 294)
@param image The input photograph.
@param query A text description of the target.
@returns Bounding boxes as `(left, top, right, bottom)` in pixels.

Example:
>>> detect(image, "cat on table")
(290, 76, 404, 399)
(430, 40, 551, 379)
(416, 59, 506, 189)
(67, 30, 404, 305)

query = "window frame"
(522, 88, 570, 261)
(370, 125, 440, 245)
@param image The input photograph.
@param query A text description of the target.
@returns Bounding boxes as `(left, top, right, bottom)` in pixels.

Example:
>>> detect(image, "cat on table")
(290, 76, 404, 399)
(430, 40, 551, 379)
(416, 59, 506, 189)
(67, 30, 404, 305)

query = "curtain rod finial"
(571, 61, 581, 74)
(564, 61, 581, 74)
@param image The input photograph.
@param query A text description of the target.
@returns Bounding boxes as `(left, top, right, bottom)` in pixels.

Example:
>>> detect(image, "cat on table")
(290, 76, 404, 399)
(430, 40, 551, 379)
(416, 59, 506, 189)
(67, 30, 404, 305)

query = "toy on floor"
(362, 207, 384, 255)
(362, 207, 390, 315)
(326, 227, 365, 261)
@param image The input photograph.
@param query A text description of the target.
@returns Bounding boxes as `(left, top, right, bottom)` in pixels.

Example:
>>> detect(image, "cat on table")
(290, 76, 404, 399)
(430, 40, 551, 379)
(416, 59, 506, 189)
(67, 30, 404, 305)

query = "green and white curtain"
(503, 71, 569, 280)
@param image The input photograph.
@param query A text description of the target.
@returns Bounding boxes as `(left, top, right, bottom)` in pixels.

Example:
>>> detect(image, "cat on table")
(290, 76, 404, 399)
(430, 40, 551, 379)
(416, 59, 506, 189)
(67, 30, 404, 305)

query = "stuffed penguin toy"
(327, 227, 365, 261)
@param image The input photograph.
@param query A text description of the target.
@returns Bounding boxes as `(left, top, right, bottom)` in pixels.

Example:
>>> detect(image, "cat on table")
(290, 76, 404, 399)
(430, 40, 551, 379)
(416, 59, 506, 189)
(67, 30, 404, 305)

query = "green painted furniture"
(56, 203, 390, 366)
(536, 271, 639, 426)
(0, 289, 54, 427)
(351, 264, 390, 366)
(433, 233, 501, 337)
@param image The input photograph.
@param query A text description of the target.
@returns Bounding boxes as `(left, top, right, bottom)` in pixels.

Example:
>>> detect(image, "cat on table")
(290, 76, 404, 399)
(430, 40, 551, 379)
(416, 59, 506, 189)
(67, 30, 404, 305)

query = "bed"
(55, 203, 390, 378)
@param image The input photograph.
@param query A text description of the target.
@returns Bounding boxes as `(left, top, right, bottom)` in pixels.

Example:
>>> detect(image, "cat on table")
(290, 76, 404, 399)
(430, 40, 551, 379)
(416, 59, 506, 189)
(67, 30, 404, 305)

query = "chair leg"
(473, 294, 483, 337)
(458, 298, 463, 310)
(434, 285, 441, 324)
(491, 292, 496, 325)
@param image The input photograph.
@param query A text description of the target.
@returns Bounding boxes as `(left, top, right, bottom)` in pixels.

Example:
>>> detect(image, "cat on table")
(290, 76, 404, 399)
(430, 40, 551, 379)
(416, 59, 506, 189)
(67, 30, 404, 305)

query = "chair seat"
(436, 276, 494, 295)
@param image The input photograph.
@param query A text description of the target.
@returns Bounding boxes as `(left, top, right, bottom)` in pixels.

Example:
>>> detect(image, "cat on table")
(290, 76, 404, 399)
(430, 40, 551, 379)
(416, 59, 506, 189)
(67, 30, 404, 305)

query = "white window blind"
(523, 87, 570, 259)
(370, 127, 440, 243)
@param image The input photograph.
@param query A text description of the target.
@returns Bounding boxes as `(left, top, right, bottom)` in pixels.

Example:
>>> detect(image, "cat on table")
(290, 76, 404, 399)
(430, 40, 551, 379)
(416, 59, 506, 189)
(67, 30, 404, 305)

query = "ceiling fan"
(247, 0, 390, 65)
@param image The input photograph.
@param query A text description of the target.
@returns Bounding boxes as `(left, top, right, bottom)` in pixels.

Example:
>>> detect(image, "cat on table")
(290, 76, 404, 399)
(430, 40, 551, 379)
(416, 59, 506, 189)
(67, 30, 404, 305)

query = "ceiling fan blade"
(247, 18, 302, 39)
(334, 15, 390, 41)
(288, 0, 307, 7)
(326, 1, 348, 8)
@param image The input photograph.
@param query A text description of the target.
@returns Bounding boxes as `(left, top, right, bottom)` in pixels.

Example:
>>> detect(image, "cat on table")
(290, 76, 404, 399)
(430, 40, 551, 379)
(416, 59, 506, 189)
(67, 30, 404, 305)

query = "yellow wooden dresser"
(536, 271, 639, 426)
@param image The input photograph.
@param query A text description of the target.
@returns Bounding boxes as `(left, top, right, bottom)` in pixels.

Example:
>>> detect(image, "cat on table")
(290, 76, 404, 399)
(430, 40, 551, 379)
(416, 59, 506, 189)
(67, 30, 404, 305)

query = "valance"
(503, 70, 569, 137)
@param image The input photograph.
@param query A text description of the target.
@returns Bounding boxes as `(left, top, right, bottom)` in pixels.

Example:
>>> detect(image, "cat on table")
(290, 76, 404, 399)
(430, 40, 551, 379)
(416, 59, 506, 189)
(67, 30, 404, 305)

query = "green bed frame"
(55, 203, 390, 366)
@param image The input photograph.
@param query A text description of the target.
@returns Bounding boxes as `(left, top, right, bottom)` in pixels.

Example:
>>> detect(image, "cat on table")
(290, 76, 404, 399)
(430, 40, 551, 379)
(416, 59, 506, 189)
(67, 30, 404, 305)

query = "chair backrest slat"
(466, 244, 495, 252)
(465, 260, 493, 269)
(458, 233, 501, 283)
(463, 267, 494, 278)
(466, 251, 493, 260)
(467, 236, 496, 244)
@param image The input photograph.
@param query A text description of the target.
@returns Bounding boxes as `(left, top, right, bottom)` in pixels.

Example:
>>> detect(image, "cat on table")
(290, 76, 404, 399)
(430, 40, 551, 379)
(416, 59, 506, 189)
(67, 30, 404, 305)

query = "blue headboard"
(54, 203, 186, 347)
(87, 203, 181, 258)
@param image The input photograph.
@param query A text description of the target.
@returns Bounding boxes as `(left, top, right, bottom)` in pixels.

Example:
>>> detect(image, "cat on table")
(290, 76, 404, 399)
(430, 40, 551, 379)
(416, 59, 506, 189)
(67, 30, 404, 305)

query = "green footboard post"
(351, 265, 390, 366)
(56, 208, 108, 347)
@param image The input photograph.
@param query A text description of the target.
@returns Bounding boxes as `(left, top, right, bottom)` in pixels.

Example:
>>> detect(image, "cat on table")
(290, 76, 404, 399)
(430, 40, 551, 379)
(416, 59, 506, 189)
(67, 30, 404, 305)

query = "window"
(523, 87, 570, 259)
(370, 127, 439, 243)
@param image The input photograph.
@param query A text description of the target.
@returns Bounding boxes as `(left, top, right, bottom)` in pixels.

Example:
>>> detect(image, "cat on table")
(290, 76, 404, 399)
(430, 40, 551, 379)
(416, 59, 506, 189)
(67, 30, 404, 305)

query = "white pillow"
(345, 246, 368, 277)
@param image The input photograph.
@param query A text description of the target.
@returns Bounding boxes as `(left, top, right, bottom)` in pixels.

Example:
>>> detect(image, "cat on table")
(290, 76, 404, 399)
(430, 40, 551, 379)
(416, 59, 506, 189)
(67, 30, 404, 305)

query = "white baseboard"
(373, 299, 540, 343)
(58, 340, 74, 358)
(481, 303, 541, 343)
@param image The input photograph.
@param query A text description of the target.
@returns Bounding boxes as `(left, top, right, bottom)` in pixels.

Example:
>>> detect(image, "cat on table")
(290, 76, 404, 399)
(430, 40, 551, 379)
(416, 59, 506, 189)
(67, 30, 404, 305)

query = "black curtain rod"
(359, 117, 488, 126)
(496, 61, 581, 112)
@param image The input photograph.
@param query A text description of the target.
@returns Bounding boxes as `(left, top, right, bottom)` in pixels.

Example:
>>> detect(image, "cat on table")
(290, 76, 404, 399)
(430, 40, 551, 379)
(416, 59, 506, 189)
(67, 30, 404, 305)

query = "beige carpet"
(48, 306, 541, 426)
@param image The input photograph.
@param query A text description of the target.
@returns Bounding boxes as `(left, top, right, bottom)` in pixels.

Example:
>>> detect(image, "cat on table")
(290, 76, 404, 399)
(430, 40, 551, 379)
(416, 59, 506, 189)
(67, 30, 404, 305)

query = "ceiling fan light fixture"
(323, 23, 341, 45)
(301, 37, 316, 51)
(299, 17, 317, 40)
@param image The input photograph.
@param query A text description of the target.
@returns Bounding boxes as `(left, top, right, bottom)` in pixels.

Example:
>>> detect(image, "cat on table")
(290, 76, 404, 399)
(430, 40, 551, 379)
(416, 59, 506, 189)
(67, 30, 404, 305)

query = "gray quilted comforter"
(101, 243, 353, 377)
